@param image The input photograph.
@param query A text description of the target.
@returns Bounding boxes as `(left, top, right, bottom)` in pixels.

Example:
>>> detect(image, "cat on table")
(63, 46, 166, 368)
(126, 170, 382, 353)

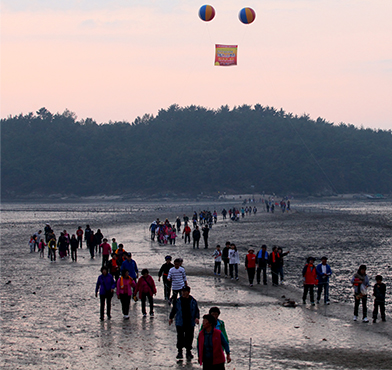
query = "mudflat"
(1, 200, 391, 369)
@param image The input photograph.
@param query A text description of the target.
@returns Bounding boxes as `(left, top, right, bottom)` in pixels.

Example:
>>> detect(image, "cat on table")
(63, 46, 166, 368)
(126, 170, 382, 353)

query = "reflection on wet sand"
(1, 200, 391, 369)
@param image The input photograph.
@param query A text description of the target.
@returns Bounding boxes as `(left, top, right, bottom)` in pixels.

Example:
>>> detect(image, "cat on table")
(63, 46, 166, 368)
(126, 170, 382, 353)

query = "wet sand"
(1, 201, 392, 369)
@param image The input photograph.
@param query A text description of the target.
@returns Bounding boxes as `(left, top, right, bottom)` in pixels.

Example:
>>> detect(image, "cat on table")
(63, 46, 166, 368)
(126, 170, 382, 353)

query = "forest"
(1, 105, 392, 199)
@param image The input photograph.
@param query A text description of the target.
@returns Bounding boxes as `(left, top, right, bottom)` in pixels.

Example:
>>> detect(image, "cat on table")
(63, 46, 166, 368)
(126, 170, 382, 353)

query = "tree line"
(1, 105, 392, 199)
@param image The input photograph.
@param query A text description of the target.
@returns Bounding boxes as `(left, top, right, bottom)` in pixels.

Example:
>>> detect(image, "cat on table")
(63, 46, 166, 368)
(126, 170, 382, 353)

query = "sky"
(1, 0, 392, 130)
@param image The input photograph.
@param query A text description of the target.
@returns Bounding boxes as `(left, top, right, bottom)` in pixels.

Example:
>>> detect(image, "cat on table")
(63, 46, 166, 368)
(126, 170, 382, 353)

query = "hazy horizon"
(1, 0, 391, 130)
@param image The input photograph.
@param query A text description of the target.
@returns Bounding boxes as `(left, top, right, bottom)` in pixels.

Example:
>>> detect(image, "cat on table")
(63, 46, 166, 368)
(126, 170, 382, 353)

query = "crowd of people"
(28, 211, 387, 368)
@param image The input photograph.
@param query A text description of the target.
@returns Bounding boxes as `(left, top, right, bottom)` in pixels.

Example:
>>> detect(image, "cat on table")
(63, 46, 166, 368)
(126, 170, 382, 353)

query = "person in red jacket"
(302, 257, 318, 305)
(245, 248, 257, 287)
(100, 238, 112, 267)
(198, 314, 231, 369)
(135, 268, 157, 317)
(183, 223, 191, 244)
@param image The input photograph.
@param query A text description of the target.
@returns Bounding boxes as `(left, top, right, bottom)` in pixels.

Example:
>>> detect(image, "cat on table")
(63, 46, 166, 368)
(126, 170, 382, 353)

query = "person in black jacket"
(84, 225, 92, 248)
(95, 229, 103, 254)
(192, 226, 201, 249)
(222, 241, 230, 277)
(158, 255, 174, 301)
(202, 225, 209, 249)
(70, 234, 78, 262)
(372, 275, 386, 323)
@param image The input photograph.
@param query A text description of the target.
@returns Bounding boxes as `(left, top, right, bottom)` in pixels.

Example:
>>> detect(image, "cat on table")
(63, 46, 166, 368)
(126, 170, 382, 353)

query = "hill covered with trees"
(1, 105, 392, 199)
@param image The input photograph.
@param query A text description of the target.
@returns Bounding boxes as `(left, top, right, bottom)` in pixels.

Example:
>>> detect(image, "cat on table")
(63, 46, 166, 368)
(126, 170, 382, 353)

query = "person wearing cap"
(158, 256, 174, 302)
(302, 257, 318, 305)
(121, 252, 139, 281)
(167, 258, 188, 306)
(316, 256, 332, 304)
(169, 286, 200, 360)
(245, 248, 256, 287)
(197, 314, 231, 369)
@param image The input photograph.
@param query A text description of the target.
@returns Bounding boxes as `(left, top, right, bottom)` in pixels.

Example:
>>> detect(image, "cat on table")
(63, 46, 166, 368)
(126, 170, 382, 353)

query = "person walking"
(57, 232, 68, 259)
(372, 275, 386, 323)
(245, 248, 256, 287)
(302, 257, 318, 305)
(121, 252, 139, 282)
(135, 269, 157, 317)
(202, 225, 209, 249)
(208, 307, 229, 343)
(256, 245, 268, 285)
(28, 235, 36, 253)
(277, 247, 290, 284)
(212, 245, 222, 276)
(351, 265, 370, 322)
(192, 226, 201, 249)
(169, 286, 200, 360)
(183, 223, 191, 244)
(107, 253, 120, 281)
(70, 234, 78, 262)
(44, 224, 52, 243)
(76, 226, 83, 248)
(95, 229, 103, 254)
(117, 269, 136, 319)
(167, 258, 188, 306)
(48, 236, 57, 262)
(33, 230, 42, 252)
(38, 239, 46, 258)
(228, 244, 239, 281)
(268, 246, 280, 286)
(316, 256, 332, 304)
(111, 238, 118, 253)
(95, 266, 115, 321)
(84, 225, 92, 248)
(197, 314, 231, 370)
(158, 256, 174, 302)
(100, 238, 112, 267)
(89, 230, 95, 259)
(222, 242, 230, 278)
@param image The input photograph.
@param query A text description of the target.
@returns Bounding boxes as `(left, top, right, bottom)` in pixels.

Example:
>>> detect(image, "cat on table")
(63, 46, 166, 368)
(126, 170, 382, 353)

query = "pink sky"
(1, 0, 391, 130)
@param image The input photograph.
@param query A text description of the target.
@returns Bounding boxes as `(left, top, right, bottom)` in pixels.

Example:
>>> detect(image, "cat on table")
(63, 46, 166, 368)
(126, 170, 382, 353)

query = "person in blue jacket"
(316, 256, 332, 305)
(121, 252, 139, 281)
(95, 266, 116, 321)
(169, 286, 200, 361)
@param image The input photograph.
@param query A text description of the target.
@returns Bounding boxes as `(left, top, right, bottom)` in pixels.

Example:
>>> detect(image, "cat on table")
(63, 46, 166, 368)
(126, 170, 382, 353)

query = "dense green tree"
(1, 105, 391, 198)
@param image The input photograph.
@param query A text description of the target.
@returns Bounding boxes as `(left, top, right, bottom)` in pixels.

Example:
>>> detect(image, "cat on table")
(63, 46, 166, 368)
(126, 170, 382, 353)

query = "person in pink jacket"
(117, 269, 136, 319)
(135, 269, 157, 317)
(100, 238, 112, 268)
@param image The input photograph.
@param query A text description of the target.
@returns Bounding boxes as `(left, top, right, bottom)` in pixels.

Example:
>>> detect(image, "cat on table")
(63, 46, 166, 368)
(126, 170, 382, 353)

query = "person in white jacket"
(228, 244, 240, 280)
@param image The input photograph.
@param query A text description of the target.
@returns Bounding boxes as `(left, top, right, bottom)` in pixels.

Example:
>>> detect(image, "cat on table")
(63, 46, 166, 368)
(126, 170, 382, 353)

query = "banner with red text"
(214, 44, 238, 66)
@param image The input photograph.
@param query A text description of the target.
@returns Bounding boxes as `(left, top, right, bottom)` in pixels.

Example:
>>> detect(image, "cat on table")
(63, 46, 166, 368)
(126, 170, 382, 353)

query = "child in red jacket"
(302, 257, 318, 305)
